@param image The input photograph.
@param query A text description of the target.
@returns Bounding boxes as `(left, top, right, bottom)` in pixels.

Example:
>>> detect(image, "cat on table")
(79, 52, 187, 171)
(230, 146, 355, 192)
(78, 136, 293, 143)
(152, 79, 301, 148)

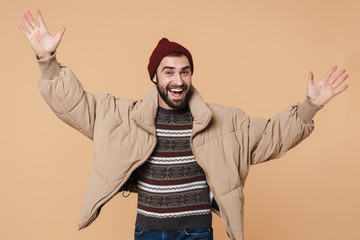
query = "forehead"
(158, 55, 190, 69)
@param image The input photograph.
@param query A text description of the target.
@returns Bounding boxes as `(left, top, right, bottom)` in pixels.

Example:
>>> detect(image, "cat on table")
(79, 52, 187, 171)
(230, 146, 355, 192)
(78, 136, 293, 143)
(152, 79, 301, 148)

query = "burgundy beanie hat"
(147, 38, 194, 81)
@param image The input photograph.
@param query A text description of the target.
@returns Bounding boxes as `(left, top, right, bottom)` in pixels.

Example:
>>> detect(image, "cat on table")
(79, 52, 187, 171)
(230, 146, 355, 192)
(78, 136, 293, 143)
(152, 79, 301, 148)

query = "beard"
(156, 81, 191, 109)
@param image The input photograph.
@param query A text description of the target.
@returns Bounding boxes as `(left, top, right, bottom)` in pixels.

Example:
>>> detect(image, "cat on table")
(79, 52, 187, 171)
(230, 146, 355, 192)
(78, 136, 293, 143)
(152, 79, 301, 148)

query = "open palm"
(307, 66, 349, 106)
(19, 10, 66, 59)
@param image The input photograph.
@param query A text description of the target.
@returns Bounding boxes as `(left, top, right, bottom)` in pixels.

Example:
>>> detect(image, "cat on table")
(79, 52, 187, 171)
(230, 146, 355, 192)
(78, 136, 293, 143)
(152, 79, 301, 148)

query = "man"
(19, 9, 348, 240)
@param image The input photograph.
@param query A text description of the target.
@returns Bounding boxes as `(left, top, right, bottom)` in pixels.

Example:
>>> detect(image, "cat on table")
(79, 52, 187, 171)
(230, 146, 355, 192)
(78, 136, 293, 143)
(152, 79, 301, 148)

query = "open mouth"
(168, 88, 184, 98)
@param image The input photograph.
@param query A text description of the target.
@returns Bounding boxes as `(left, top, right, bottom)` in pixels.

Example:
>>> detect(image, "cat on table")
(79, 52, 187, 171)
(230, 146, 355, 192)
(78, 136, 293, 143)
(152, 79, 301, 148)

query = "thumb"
(55, 26, 66, 43)
(308, 71, 314, 87)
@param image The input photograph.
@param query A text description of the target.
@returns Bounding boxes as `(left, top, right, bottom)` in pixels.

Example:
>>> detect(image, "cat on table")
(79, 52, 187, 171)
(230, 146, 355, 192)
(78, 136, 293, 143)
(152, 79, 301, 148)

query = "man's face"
(153, 55, 192, 110)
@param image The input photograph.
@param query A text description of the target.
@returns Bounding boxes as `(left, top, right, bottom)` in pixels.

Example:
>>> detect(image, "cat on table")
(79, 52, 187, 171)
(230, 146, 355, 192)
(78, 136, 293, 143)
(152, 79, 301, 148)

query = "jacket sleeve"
(37, 53, 96, 140)
(249, 98, 322, 165)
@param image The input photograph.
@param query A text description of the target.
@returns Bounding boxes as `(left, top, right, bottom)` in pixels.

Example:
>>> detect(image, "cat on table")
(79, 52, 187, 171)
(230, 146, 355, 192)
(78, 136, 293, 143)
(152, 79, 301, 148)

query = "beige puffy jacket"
(37, 54, 321, 240)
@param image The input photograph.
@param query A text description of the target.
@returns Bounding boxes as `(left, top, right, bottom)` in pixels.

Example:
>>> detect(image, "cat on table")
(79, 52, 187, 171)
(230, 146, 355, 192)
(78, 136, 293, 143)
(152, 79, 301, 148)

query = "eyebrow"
(181, 66, 190, 71)
(161, 66, 190, 72)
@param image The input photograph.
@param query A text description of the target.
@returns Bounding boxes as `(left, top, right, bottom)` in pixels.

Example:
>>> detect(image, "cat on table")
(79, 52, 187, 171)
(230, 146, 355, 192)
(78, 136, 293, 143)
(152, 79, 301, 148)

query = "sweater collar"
(133, 85, 212, 136)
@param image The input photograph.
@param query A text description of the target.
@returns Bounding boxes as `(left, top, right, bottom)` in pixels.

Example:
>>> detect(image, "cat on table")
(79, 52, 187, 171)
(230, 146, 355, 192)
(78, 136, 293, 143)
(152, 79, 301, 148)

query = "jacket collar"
(133, 85, 212, 136)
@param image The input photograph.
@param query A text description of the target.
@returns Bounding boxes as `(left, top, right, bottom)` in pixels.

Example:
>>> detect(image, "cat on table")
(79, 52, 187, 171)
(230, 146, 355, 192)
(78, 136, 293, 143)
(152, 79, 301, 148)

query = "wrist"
(36, 51, 54, 60)
(307, 96, 324, 107)
(298, 97, 323, 123)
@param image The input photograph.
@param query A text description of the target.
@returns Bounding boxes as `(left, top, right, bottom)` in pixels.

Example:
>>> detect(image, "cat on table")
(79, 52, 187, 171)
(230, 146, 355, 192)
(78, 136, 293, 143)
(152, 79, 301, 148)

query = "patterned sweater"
(135, 106, 212, 230)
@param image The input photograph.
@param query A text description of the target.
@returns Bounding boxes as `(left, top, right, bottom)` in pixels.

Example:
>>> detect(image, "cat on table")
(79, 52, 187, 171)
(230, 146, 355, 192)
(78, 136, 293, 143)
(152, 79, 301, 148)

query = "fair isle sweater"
(135, 106, 212, 230)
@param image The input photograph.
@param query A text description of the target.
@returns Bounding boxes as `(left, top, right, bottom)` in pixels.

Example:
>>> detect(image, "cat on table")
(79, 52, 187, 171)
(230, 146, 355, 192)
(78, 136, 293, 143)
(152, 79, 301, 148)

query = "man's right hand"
(18, 9, 66, 60)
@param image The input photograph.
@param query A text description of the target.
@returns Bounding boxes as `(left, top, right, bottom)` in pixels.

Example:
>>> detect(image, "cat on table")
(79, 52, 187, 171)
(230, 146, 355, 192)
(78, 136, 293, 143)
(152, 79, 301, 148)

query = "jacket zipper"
(189, 116, 235, 239)
(190, 140, 234, 239)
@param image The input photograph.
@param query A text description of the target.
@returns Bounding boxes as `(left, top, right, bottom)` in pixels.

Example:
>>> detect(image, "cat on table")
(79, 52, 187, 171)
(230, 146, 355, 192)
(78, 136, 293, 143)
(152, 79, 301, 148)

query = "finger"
(322, 65, 338, 82)
(21, 13, 34, 32)
(334, 84, 349, 96)
(25, 10, 39, 29)
(308, 71, 314, 86)
(329, 68, 346, 84)
(333, 73, 348, 89)
(55, 26, 66, 43)
(36, 9, 46, 29)
(18, 24, 29, 38)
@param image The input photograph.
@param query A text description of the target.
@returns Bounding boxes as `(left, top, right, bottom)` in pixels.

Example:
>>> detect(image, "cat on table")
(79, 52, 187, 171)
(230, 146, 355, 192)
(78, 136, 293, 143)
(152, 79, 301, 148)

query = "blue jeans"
(134, 226, 213, 240)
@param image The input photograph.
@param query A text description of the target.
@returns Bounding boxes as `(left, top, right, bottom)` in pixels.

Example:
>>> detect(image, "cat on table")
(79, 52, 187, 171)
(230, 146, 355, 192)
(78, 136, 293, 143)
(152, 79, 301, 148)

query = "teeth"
(170, 89, 182, 93)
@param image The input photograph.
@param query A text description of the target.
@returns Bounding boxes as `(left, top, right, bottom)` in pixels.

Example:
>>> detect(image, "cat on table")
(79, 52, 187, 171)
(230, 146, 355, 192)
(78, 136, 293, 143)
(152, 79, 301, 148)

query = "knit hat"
(148, 38, 194, 81)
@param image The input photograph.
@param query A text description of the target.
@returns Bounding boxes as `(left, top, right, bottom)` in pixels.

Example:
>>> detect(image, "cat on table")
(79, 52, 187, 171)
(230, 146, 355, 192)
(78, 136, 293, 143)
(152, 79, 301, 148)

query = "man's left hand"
(307, 66, 349, 106)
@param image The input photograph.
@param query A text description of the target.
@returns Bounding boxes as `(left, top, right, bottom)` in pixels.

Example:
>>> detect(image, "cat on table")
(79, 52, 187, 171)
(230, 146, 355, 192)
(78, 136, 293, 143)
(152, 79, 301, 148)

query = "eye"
(165, 71, 173, 76)
(181, 71, 189, 75)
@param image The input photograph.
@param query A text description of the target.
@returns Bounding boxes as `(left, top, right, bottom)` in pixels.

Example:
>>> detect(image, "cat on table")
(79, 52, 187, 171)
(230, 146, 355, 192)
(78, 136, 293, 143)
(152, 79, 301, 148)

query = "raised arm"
(19, 10, 98, 139)
(250, 67, 349, 164)
(18, 9, 66, 59)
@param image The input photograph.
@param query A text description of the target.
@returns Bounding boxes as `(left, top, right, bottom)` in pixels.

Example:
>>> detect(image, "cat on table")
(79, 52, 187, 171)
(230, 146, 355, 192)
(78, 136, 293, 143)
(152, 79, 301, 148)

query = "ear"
(151, 73, 157, 84)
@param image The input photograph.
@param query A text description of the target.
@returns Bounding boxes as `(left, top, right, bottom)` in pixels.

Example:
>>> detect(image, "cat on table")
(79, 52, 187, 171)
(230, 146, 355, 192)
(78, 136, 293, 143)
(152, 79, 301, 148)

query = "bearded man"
(19, 9, 348, 240)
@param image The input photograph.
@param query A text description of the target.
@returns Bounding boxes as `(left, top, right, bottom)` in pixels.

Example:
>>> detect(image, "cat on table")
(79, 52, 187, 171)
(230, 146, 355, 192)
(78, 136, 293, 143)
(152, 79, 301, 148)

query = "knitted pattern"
(135, 106, 212, 230)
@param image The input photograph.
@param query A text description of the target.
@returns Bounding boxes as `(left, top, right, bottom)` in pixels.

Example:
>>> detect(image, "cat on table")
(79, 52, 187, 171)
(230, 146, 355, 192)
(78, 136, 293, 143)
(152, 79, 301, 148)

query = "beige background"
(1, 0, 359, 239)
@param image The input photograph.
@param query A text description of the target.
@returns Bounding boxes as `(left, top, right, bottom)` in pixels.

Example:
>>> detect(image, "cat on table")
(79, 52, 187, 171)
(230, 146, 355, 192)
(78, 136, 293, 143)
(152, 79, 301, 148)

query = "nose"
(172, 73, 183, 86)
